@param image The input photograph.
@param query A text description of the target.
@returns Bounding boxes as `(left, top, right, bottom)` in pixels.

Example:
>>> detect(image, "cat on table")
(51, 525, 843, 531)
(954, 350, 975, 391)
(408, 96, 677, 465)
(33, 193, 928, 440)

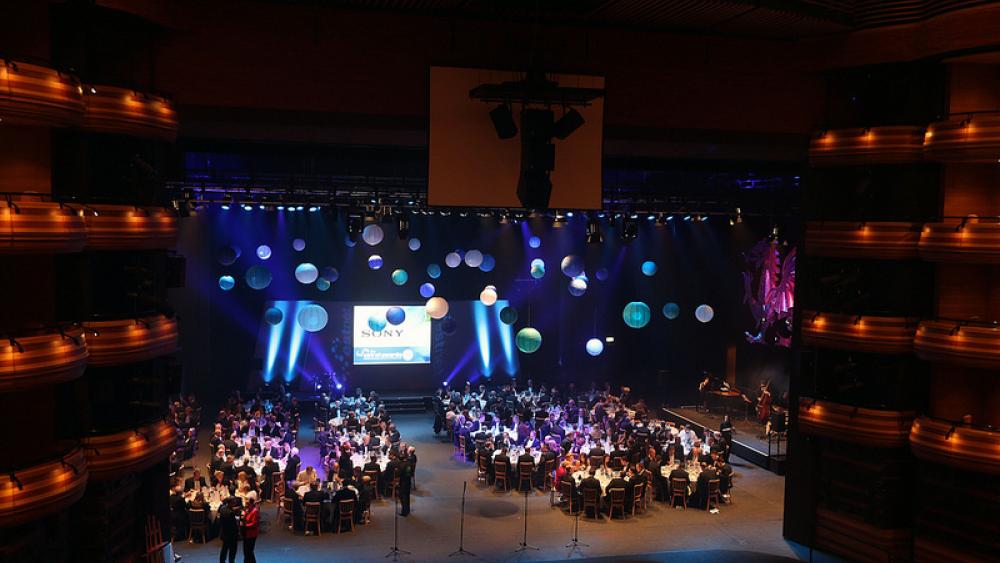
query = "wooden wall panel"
(0, 127, 52, 193)
(929, 364, 1000, 428)
(814, 506, 912, 563)
(940, 164, 1000, 218)
(933, 264, 1000, 320)
(947, 64, 1000, 115)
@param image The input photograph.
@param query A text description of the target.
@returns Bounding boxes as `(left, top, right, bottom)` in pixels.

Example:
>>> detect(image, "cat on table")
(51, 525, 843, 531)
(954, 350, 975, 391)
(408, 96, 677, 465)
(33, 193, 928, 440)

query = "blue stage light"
(473, 302, 491, 376)
(221, 204, 231, 210)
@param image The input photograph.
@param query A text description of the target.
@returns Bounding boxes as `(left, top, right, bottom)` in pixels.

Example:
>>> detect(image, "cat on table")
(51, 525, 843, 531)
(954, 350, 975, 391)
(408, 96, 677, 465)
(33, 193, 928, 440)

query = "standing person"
(398, 452, 413, 516)
(242, 493, 259, 563)
(218, 498, 240, 563)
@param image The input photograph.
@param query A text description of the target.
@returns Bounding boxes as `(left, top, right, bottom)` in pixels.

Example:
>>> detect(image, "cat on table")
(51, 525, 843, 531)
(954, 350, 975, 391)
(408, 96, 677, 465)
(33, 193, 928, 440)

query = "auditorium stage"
(660, 407, 787, 475)
(172, 411, 827, 563)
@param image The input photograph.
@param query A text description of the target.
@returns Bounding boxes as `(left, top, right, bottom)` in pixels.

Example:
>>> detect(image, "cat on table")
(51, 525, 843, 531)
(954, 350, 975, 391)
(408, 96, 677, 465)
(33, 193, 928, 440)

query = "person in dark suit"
(217, 497, 240, 563)
(222, 433, 238, 456)
(221, 455, 237, 484)
(337, 448, 354, 481)
(332, 480, 359, 529)
(588, 446, 606, 469)
(605, 471, 628, 510)
(626, 464, 647, 511)
(668, 465, 690, 507)
(168, 486, 188, 540)
(717, 460, 734, 497)
(302, 481, 328, 532)
(493, 447, 511, 489)
(534, 443, 557, 487)
(398, 453, 413, 516)
(694, 464, 719, 509)
(184, 469, 207, 492)
(284, 448, 301, 483)
(558, 468, 580, 512)
(284, 482, 303, 531)
(579, 468, 602, 518)
(381, 451, 400, 496)
(261, 455, 280, 500)
(516, 449, 535, 492)
(362, 454, 381, 474)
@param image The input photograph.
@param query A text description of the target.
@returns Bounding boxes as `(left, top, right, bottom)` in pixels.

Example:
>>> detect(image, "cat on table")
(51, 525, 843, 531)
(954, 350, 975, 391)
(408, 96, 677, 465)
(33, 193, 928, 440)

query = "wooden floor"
(173, 413, 839, 563)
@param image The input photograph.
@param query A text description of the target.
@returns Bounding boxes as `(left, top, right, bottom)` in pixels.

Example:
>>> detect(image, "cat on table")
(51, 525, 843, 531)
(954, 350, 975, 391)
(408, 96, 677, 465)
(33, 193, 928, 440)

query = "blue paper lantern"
(445, 252, 461, 268)
(595, 268, 609, 281)
(293, 238, 306, 251)
(391, 269, 409, 286)
(316, 277, 331, 291)
(321, 267, 339, 283)
(218, 275, 235, 291)
(499, 307, 518, 325)
(530, 265, 546, 279)
(515, 327, 542, 353)
(427, 264, 442, 279)
(623, 302, 651, 329)
(586, 338, 604, 356)
(528, 236, 541, 248)
(368, 255, 383, 270)
(245, 266, 272, 290)
(662, 302, 680, 319)
(218, 246, 240, 266)
(256, 245, 272, 260)
(641, 261, 657, 276)
(362, 224, 384, 246)
(295, 263, 319, 284)
(264, 307, 283, 325)
(568, 277, 587, 296)
(419, 283, 436, 298)
(441, 316, 457, 335)
(386, 307, 406, 326)
(408, 238, 421, 251)
(297, 304, 328, 332)
(464, 249, 483, 268)
(479, 254, 496, 272)
(344, 236, 356, 247)
(368, 314, 387, 332)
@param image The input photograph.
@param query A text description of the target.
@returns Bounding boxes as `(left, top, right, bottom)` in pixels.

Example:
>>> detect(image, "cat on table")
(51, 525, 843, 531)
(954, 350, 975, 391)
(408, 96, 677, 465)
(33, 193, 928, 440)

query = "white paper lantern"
(479, 287, 498, 306)
(425, 297, 449, 319)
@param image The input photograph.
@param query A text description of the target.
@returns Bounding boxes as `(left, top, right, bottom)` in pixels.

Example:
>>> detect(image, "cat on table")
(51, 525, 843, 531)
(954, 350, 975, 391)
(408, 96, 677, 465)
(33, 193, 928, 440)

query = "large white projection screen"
(353, 305, 431, 365)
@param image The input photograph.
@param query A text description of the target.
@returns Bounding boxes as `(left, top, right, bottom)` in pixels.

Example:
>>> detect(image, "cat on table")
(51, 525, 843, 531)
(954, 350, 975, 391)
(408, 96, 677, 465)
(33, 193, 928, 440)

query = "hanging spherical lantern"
(292, 238, 306, 251)
(479, 254, 496, 272)
(408, 238, 421, 251)
(586, 338, 605, 356)
(391, 269, 409, 286)
(297, 304, 328, 332)
(499, 307, 518, 325)
(344, 236, 356, 247)
(662, 302, 680, 320)
(316, 277, 330, 291)
(321, 266, 339, 283)
(264, 307, 283, 325)
(561, 255, 584, 277)
(530, 265, 546, 279)
(256, 245, 272, 260)
(695, 304, 715, 323)
(641, 261, 657, 276)
(218, 275, 236, 291)
(445, 252, 462, 268)
(218, 246, 241, 266)
(568, 276, 587, 296)
(516, 327, 542, 353)
(419, 283, 435, 298)
(362, 224, 384, 246)
(595, 268, 609, 281)
(427, 264, 442, 279)
(425, 297, 449, 319)
(528, 236, 541, 248)
(386, 307, 406, 326)
(441, 316, 457, 335)
(623, 301, 651, 329)
(464, 249, 483, 268)
(245, 266, 272, 290)
(480, 286, 498, 306)
(295, 263, 319, 284)
(367, 255, 383, 270)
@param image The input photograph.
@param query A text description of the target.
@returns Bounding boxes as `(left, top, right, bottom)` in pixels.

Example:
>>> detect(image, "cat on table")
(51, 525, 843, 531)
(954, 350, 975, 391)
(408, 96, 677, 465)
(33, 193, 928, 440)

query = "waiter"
(398, 451, 413, 516)
(719, 415, 734, 462)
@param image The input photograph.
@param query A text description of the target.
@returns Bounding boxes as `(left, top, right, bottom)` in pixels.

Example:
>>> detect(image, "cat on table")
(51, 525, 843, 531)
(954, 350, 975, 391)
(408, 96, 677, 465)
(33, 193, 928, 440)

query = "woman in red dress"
(242, 493, 260, 563)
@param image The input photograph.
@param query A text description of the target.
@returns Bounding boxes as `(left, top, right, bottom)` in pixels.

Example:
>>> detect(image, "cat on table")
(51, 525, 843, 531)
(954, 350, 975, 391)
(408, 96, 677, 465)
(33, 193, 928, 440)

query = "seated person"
(693, 463, 719, 509)
(668, 465, 691, 506)
(332, 478, 359, 530)
(579, 468, 602, 518)
(295, 465, 319, 488)
(184, 469, 207, 492)
(604, 470, 629, 511)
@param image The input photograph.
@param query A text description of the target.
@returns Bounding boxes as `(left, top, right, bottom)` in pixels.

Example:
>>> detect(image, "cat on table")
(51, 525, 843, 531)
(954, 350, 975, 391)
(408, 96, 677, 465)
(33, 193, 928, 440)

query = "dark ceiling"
(269, 0, 996, 39)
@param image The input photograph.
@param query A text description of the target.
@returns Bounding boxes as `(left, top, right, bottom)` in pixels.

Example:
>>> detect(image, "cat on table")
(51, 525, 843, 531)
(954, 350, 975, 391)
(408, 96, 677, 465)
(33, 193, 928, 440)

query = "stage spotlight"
(276, 205, 285, 211)
(646, 213, 656, 221)
(489, 104, 518, 139)
(397, 213, 410, 239)
(586, 215, 603, 244)
(552, 107, 585, 140)
(629, 212, 639, 220)
(242, 203, 253, 211)
(683, 214, 692, 222)
(621, 217, 638, 242)
(499, 210, 510, 224)
(221, 194, 233, 210)
(295, 205, 304, 211)
(566, 211, 574, 218)
(700, 214, 709, 222)
(309, 206, 319, 212)
(553, 210, 567, 225)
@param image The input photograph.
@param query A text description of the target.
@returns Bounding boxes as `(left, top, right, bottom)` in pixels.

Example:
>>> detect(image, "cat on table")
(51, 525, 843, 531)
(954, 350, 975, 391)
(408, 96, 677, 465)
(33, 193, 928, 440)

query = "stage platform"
(661, 406, 787, 475)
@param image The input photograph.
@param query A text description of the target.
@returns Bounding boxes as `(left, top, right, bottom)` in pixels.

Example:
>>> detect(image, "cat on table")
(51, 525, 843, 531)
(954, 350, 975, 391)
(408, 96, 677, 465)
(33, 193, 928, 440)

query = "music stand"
(566, 503, 589, 556)
(385, 494, 411, 560)
(449, 482, 476, 558)
(513, 490, 539, 553)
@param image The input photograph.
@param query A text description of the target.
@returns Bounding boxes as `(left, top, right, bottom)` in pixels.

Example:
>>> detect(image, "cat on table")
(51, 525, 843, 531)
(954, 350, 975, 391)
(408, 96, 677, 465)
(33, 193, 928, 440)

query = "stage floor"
(173, 413, 834, 563)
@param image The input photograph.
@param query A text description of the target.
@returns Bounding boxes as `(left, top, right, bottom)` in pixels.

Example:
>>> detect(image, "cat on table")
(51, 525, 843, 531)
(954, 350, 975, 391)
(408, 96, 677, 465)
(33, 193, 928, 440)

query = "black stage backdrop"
(169, 209, 794, 404)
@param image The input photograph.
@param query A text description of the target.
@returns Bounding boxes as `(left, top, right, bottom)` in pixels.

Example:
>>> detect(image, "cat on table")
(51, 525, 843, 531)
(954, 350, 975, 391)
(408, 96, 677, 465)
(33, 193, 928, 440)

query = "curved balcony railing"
(924, 113, 1000, 162)
(81, 315, 178, 367)
(798, 398, 915, 448)
(81, 84, 178, 141)
(806, 221, 921, 259)
(909, 415, 1000, 475)
(814, 506, 912, 563)
(0, 326, 88, 392)
(82, 418, 177, 481)
(809, 126, 926, 166)
(913, 319, 1000, 369)
(0, 445, 88, 527)
(918, 218, 1000, 263)
(0, 196, 87, 253)
(0, 60, 84, 127)
(801, 311, 917, 354)
(82, 204, 178, 250)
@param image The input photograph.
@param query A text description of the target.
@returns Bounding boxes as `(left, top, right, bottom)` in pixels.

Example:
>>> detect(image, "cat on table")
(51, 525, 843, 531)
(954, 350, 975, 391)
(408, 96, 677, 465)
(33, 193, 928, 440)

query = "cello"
(756, 383, 772, 425)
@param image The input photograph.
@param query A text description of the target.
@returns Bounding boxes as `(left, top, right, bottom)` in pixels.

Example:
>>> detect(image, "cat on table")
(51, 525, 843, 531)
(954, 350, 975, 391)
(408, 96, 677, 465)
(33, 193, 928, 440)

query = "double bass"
(756, 383, 772, 425)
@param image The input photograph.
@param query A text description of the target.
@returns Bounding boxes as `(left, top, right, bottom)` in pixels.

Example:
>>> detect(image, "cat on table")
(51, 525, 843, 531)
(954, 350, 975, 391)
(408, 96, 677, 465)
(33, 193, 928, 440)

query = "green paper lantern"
(516, 327, 542, 354)
(499, 307, 518, 325)
(623, 301, 651, 329)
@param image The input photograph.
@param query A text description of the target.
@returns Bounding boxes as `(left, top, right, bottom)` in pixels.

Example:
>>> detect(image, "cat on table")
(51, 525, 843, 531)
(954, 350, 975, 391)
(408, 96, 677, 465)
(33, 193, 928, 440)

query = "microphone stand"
(385, 494, 410, 560)
(449, 482, 476, 558)
(566, 504, 589, 556)
(513, 490, 538, 553)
